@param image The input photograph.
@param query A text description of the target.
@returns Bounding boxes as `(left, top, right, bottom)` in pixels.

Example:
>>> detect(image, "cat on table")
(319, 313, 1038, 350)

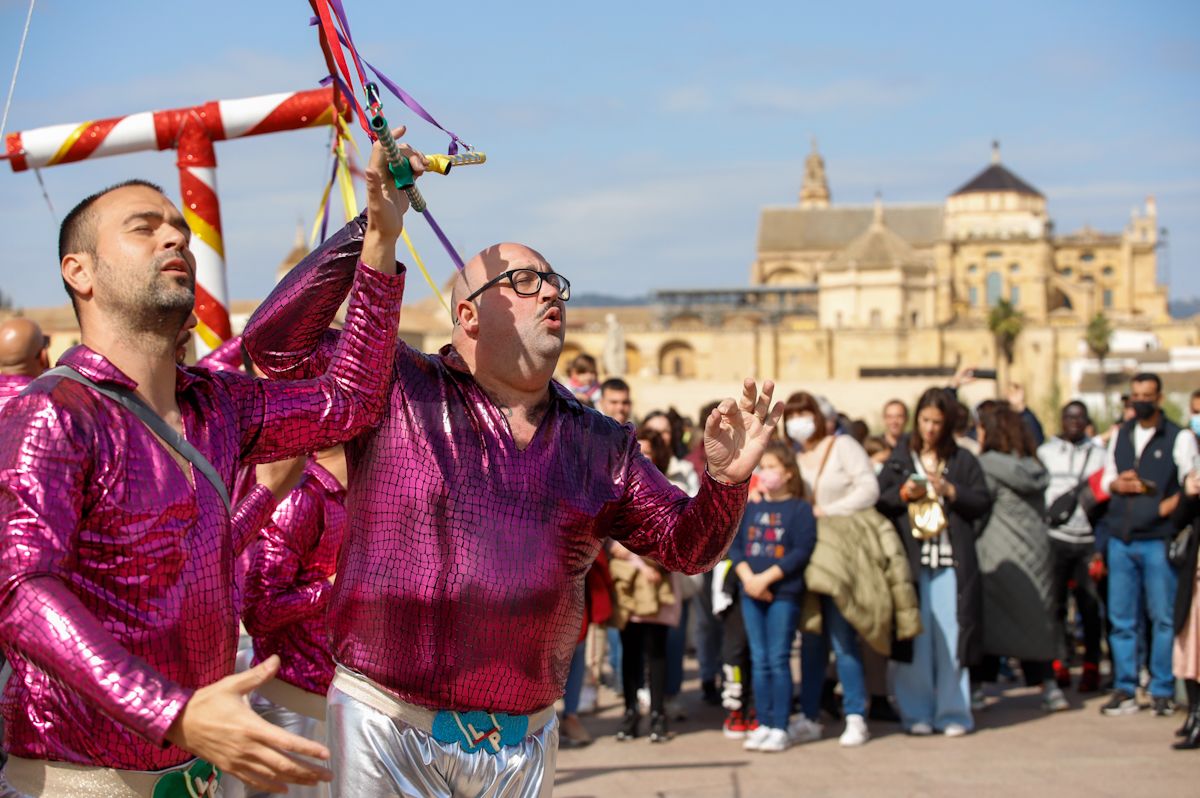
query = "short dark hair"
(569, 353, 597, 375)
(1131, 372, 1162, 394)
(883, 399, 909, 419)
(599, 377, 630, 396)
(1191, 388, 1200, 403)
(58, 179, 166, 313)
(1062, 400, 1090, 421)
(636, 425, 673, 473)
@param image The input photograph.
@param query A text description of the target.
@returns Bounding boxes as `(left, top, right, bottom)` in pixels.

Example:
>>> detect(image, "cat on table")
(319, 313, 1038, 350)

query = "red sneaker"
(723, 710, 749, 739)
(1078, 663, 1101, 693)
(1052, 659, 1071, 689)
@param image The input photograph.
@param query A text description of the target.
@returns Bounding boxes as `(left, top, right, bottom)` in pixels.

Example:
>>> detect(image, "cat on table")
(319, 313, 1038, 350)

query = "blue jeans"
(1107, 537, 1178, 698)
(563, 640, 586, 715)
(800, 596, 868, 719)
(606, 627, 622, 692)
(895, 567, 972, 732)
(741, 595, 800, 731)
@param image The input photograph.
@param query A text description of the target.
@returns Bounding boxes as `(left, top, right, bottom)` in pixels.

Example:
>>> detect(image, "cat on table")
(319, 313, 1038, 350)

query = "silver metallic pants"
(327, 683, 558, 798)
(223, 693, 329, 798)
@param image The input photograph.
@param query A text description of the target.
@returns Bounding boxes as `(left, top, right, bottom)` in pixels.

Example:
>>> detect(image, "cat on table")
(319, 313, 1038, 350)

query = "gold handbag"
(908, 497, 948, 541)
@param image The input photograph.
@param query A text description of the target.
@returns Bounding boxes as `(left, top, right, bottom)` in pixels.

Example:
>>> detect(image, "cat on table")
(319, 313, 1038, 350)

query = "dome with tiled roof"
(950, 141, 1042, 198)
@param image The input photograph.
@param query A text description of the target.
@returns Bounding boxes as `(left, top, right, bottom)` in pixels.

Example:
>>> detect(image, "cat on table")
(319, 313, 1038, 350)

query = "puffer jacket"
(800, 508, 922, 655)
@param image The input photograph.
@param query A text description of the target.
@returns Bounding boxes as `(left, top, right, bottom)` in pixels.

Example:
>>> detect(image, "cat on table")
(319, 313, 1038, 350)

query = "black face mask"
(1132, 400, 1157, 421)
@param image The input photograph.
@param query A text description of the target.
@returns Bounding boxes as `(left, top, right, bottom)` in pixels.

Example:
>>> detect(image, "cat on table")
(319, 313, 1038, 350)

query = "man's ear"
(456, 300, 480, 336)
(62, 252, 95, 301)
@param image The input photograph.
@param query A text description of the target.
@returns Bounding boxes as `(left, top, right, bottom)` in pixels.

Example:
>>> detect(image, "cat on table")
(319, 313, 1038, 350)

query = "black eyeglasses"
(463, 268, 571, 303)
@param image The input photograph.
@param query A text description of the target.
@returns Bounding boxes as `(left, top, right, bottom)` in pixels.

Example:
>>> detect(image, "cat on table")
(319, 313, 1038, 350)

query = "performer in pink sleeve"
(0, 173, 405, 796)
(0, 319, 49, 414)
(230, 447, 347, 798)
(245, 134, 784, 797)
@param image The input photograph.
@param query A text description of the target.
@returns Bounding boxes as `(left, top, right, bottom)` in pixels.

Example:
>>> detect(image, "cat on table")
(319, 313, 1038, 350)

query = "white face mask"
(786, 416, 816, 444)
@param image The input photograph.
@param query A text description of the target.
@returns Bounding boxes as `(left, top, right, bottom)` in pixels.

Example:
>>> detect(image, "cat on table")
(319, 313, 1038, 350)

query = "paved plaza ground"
(555, 673, 1197, 797)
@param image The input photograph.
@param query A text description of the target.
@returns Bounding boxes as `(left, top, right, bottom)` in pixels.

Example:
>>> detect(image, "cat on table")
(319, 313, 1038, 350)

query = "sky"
(0, 0, 1197, 311)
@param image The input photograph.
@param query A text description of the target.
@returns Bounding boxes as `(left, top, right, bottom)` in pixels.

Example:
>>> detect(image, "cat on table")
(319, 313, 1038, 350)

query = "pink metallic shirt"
(0, 374, 33, 415)
(245, 459, 345, 695)
(245, 216, 749, 715)
(0, 262, 403, 770)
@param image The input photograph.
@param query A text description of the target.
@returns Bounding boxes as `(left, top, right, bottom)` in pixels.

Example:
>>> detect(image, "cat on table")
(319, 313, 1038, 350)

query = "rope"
(0, 0, 37, 142)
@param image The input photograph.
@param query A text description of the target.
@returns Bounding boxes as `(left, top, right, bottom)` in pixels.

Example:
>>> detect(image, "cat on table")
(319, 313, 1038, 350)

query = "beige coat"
(800, 508, 921, 655)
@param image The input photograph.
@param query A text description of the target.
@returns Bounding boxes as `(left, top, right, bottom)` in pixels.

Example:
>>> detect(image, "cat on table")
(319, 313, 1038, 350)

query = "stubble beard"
(96, 254, 195, 336)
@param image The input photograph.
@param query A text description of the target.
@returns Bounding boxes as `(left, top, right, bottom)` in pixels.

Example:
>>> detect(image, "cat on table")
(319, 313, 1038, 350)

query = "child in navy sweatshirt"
(731, 440, 817, 753)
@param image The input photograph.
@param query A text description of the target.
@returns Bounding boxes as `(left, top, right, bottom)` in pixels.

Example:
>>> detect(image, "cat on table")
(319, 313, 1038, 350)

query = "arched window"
(986, 272, 1003, 307)
(658, 341, 697, 379)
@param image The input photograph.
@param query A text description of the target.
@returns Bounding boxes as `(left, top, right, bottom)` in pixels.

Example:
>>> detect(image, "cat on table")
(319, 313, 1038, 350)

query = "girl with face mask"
(729, 441, 816, 753)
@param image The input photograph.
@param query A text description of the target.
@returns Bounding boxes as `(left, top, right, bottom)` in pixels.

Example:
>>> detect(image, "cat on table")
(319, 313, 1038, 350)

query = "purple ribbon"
(309, 8, 470, 154)
(422, 209, 465, 271)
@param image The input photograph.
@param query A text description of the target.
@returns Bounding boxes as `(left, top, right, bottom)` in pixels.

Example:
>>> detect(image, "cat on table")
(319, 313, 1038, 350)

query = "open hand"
(704, 379, 784, 485)
(165, 655, 332, 793)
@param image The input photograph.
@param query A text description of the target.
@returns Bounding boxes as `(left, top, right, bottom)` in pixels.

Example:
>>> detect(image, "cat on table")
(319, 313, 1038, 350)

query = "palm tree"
(1085, 312, 1113, 419)
(988, 299, 1024, 390)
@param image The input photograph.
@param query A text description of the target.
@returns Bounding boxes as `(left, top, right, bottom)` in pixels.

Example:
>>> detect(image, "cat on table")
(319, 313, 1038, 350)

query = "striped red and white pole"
(4, 88, 348, 352)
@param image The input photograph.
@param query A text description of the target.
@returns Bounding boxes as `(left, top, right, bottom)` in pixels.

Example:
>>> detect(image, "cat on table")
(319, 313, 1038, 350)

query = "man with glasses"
(0, 319, 50, 414)
(245, 134, 783, 797)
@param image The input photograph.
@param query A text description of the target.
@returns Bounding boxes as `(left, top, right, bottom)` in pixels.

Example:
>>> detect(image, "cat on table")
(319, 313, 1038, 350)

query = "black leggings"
(972, 656, 1050, 688)
(1050, 539, 1103, 665)
(621, 622, 668, 714)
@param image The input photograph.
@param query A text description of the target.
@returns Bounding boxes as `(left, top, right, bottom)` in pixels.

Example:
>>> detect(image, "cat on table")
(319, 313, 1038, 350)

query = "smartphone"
(971, 368, 998, 380)
(1139, 478, 1159, 493)
(910, 473, 928, 487)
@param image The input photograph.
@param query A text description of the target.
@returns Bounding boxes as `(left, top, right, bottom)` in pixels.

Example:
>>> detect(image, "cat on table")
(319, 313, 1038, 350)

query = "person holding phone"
(876, 388, 991, 737)
(1100, 372, 1199, 718)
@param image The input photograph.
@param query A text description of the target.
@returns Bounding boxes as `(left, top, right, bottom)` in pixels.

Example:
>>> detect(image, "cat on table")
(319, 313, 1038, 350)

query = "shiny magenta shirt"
(0, 374, 33, 414)
(244, 216, 749, 715)
(0, 262, 403, 769)
(245, 459, 345, 696)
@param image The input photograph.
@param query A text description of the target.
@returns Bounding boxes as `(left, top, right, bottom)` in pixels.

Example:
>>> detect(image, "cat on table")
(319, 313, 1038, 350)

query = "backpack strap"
(36, 366, 231, 513)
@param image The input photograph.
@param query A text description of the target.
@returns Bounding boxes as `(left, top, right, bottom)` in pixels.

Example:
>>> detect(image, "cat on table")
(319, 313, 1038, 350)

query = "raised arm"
(607, 380, 782, 574)
(244, 127, 424, 380)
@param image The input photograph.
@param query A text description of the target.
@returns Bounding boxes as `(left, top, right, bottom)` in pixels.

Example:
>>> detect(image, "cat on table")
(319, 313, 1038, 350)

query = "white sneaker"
(908, 722, 934, 736)
(839, 714, 870, 747)
(758, 727, 791, 753)
(742, 724, 771, 751)
(787, 714, 823, 743)
(943, 723, 969, 737)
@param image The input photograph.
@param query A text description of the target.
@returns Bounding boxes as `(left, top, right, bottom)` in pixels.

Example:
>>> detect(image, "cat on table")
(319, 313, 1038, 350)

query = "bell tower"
(800, 138, 831, 209)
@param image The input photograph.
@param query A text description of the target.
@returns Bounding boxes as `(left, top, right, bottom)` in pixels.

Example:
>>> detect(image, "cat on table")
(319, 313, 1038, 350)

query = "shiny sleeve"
(242, 484, 329, 636)
(229, 262, 405, 464)
(243, 213, 369, 380)
(607, 438, 749, 575)
(231, 483, 277, 556)
(0, 395, 189, 745)
(0, 577, 190, 746)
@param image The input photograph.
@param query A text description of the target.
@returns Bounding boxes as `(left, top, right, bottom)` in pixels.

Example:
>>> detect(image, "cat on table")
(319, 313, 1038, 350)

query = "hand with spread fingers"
(704, 379, 785, 486)
(165, 655, 333, 793)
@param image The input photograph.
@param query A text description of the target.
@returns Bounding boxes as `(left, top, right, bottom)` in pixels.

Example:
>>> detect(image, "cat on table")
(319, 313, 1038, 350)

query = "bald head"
(0, 318, 49, 376)
(453, 243, 551, 309)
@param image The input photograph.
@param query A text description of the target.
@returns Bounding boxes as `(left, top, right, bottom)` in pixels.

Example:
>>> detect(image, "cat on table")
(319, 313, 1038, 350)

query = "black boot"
(1178, 680, 1199, 737)
(648, 711, 669, 743)
(1173, 704, 1200, 750)
(616, 708, 640, 741)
